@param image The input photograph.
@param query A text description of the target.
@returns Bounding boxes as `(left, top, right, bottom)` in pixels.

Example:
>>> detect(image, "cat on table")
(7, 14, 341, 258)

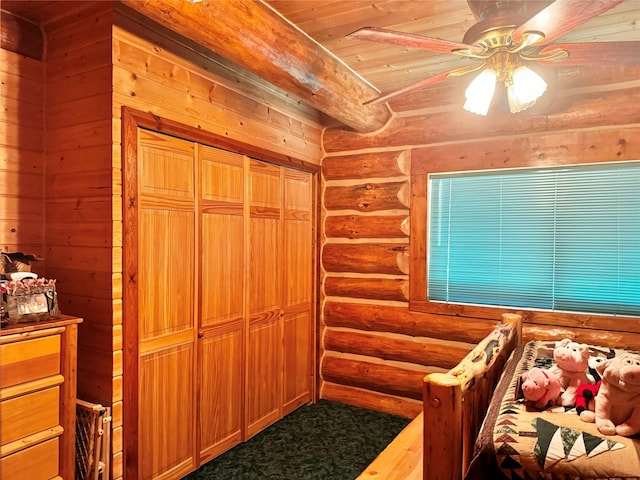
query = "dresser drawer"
(1, 437, 59, 480)
(0, 334, 61, 388)
(1, 386, 60, 445)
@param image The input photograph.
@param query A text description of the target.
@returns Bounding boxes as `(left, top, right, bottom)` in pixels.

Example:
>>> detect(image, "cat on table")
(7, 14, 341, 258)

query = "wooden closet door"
(198, 146, 245, 463)
(282, 169, 314, 415)
(136, 130, 197, 480)
(245, 160, 282, 438)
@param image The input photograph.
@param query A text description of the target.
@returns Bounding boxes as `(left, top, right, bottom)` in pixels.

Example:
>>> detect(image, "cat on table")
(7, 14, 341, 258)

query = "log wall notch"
(320, 148, 484, 417)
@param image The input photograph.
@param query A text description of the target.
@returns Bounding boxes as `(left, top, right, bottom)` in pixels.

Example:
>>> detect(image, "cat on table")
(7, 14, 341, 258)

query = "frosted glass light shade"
(507, 66, 547, 113)
(463, 69, 497, 116)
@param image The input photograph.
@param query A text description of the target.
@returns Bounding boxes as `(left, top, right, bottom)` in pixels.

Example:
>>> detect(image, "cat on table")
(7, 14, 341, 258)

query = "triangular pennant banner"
(532, 417, 560, 468)
(497, 442, 520, 456)
(566, 433, 586, 461)
(559, 425, 580, 457)
(533, 417, 626, 466)
(495, 433, 517, 443)
(495, 425, 518, 434)
(500, 455, 523, 470)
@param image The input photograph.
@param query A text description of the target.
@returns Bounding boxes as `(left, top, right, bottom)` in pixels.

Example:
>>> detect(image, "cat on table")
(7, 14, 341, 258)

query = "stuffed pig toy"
(521, 367, 562, 409)
(548, 338, 593, 406)
(585, 352, 640, 437)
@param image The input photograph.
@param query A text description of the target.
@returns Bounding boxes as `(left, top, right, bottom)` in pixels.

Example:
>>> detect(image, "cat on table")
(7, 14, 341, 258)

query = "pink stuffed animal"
(583, 352, 640, 437)
(548, 338, 593, 406)
(521, 367, 562, 409)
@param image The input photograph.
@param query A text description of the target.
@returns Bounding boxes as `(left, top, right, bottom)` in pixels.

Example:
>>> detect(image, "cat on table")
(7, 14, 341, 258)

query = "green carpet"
(183, 399, 411, 480)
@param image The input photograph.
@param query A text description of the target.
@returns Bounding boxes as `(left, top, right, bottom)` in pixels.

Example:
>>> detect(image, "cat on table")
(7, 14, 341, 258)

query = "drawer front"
(1, 386, 60, 444)
(0, 335, 61, 388)
(1, 437, 59, 480)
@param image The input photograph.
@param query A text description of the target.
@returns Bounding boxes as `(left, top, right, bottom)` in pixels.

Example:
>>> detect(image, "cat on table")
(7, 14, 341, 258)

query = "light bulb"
(507, 66, 547, 113)
(463, 69, 497, 116)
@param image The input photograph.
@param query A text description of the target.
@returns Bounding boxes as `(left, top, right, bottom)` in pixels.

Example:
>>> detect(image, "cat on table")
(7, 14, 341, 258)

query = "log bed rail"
(356, 313, 523, 480)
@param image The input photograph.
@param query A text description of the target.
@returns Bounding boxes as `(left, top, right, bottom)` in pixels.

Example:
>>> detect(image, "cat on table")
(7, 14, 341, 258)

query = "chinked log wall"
(320, 64, 640, 418)
(320, 150, 488, 418)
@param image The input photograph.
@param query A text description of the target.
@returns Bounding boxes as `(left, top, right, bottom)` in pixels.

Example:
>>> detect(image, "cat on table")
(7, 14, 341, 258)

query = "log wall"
(320, 64, 640, 418)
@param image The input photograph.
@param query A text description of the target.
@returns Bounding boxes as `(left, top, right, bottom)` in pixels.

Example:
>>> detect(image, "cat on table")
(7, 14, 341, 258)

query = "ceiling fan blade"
(512, 0, 624, 46)
(364, 66, 479, 105)
(537, 42, 640, 66)
(347, 27, 483, 55)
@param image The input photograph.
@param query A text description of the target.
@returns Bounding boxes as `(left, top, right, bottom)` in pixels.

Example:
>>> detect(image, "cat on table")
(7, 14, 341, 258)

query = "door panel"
(246, 313, 282, 438)
(198, 324, 244, 463)
(198, 146, 246, 463)
(200, 213, 243, 328)
(283, 309, 312, 414)
(139, 344, 195, 480)
(139, 208, 195, 341)
(135, 130, 197, 480)
(282, 170, 313, 414)
(246, 161, 282, 437)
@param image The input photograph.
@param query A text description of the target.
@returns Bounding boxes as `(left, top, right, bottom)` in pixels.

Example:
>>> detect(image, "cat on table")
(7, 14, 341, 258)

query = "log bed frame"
(357, 312, 523, 480)
(423, 312, 522, 479)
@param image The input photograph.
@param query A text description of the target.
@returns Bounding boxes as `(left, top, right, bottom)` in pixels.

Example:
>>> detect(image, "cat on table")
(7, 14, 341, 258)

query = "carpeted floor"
(183, 399, 411, 480)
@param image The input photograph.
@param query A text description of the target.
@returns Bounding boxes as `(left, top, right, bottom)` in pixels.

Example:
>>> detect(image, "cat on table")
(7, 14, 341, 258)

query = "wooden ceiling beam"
(0, 10, 44, 60)
(120, 0, 391, 133)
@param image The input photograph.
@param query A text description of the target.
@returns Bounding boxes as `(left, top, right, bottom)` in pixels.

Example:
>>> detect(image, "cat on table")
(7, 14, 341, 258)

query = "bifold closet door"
(245, 160, 283, 439)
(282, 169, 314, 415)
(198, 146, 246, 463)
(136, 130, 197, 480)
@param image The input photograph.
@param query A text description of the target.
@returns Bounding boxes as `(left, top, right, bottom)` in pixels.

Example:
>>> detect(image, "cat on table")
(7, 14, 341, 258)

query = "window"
(427, 161, 640, 317)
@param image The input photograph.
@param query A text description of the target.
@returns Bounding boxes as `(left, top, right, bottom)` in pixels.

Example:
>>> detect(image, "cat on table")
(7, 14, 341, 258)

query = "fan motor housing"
(464, 0, 553, 49)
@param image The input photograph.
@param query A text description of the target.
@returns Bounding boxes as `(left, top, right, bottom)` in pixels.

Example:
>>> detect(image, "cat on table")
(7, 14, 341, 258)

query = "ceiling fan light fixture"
(506, 65, 547, 113)
(463, 68, 497, 116)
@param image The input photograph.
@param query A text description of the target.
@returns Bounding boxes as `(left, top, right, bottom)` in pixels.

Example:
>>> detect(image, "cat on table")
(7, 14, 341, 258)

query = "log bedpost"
(422, 314, 523, 479)
(423, 373, 463, 480)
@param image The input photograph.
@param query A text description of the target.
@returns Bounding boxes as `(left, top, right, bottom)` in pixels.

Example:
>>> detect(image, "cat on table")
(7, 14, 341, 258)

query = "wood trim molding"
(121, 106, 141, 480)
(409, 129, 640, 332)
(121, 107, 320, 174)
(121, 106, 321, 477)
(0, 10, 43, 60)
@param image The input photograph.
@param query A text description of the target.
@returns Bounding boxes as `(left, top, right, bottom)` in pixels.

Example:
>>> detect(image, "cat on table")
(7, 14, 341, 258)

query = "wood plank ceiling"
(265, 0, 639, 96)
(3, 0, 639, 129)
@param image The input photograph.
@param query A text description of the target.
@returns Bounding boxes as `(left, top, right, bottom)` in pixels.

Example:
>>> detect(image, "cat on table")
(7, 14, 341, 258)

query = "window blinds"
(428, 162, 640, 316)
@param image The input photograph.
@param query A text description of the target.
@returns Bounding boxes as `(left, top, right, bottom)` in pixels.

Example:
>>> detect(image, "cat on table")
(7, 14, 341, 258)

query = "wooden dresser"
(0, 316, 82, 480)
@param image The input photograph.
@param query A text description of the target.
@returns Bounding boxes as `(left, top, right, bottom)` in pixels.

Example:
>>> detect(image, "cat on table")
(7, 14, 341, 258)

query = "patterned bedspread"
(465, 341, 640, 480)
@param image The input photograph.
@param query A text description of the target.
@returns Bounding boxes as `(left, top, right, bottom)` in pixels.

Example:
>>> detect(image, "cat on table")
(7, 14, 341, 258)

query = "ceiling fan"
(347, 0, 640, 114)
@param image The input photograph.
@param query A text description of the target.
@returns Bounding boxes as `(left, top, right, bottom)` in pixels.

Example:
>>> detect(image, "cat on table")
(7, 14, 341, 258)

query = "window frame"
(409, 147, 640, 331)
